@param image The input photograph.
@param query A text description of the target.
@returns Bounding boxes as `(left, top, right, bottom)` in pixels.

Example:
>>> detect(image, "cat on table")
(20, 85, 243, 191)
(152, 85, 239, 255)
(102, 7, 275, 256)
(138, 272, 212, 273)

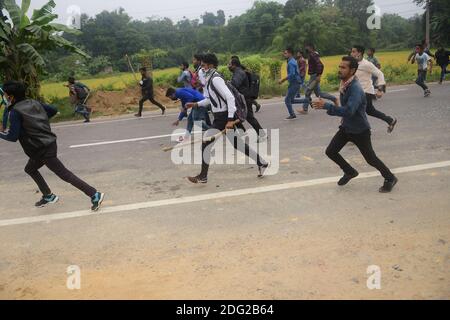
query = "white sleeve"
(197, 98, 211, 107)
(213, 77, 236, 119)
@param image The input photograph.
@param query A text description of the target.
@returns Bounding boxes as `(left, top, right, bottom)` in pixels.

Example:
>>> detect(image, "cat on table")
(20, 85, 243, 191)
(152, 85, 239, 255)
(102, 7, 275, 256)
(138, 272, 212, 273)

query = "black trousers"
(25, 143, 97, 198)
(365, 93, 393, 125)
(139, 93, 165, 114)
(326, 128, 395, 181)
(246, 99, 264, 136)
(199, 117, 265, 178)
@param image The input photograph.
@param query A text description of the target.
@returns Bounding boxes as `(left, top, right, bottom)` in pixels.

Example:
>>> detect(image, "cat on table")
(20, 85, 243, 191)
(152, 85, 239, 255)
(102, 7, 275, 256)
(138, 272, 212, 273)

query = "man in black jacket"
(135, 67, 166, 118)
(228, 57, 265, 139)
(0, 81, 105, 210)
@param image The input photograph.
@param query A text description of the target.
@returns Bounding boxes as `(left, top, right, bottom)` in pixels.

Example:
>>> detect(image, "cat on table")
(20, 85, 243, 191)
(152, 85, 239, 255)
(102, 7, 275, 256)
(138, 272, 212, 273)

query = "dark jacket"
(140, 75, 154, 96)
(435, 49, 450, 66)
(307, 51, 325, 76)
(0, 99, 57, 159)
(231, 67, 250, 98)
(324, 78, 371, 134)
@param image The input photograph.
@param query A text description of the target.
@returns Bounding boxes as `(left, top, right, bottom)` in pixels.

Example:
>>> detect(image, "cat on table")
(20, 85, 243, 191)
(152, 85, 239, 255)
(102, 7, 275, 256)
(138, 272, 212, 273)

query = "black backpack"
(246, 71, 260, 100)
(207, 72, 248, 123)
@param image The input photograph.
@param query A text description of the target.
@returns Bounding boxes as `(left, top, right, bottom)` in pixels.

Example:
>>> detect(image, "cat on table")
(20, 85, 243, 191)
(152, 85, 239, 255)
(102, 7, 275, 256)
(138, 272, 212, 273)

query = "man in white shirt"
(185, 53, 269, 184)
(412, 44, 433, 97)
(351, 45, 397, 133)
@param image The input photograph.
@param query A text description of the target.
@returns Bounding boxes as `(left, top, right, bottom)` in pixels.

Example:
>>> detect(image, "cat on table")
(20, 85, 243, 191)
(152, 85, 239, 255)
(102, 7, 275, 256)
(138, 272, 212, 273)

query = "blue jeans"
(285, 82, 302, 116)
(440, 64, 449, 82)
(416, 70, 428, 91)
(296, 74, 337, 111)
(187, 106, 210, 133)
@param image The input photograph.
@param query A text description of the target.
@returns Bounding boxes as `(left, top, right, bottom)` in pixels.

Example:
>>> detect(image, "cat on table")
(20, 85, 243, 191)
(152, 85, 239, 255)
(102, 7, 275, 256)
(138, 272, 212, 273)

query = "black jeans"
(415, 70, 428, 91)
(25, 143, 97, 198)
(365, 93, 393, 125)
(246, 99, 264, 136)
(326, 128, 395, 181)
(138, 93, 165, 114)
(199, 116, 265, 179)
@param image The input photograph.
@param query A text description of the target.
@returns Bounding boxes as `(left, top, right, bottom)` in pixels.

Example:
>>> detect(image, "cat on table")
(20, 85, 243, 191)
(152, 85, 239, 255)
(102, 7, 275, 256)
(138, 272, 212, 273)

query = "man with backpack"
(0, 81, 105, 210)
(228, 57, 266, 139)
(231, 55, 262, 113)
(136, 67, 166, 117)
(184, 53, 270, 184)
(67, 76, 91, 123)
(178, 62, 194, 89)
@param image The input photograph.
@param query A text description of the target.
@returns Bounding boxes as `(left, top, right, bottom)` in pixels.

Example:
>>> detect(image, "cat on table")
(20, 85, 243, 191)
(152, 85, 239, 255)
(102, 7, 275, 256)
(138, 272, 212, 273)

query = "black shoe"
(255, 103, 261, 113)
(379, 177, 398, 193)
(91, 192, 105, 211)
(84, 119, 90, 123)
(388, 118, 397, 133)
(187, 176, 208, 184)
(134, 113, 142, 118)
(338, 171, 359, 186)
(162, 107, 166, 115)
(35, 194, 59, 208)
(258, 161, 271, 178)
(284, 115, 297, 121)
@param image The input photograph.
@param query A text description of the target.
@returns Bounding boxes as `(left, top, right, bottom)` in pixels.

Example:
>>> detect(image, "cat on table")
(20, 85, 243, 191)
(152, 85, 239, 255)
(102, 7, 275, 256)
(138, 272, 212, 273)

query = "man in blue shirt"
(166, 87, 211, 141)
(312, 56, 398, 193)
(0, 81, 105, 210)
(278, 47, 303, 120)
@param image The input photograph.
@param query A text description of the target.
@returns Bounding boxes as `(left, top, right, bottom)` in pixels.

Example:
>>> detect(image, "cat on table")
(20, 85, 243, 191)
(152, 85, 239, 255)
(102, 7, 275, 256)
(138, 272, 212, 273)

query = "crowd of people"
(0, 41, 449, 211)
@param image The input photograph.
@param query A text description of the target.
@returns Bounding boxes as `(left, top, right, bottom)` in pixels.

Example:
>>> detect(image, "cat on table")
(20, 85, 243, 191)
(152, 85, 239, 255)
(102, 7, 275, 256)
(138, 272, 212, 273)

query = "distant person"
(67, 76, 91, 123)
(166, 87, 210, 142)
(411, 44, 433, 97)
(434, 46, 450, 84)
(192, 53, 206, 91)
(278, 47, 303, 120)
(295, 43, 338, 115)
(312, 56, 398, 193)
(177, 61, 193, 89)
(136, 67, 166, 117)
(0, 81, 105, 210)
(408, 40, 434, 63)
(296, 50, 307, 98)
(231, 55, 262, 113)
(366, 48, 381, 69)
(351, 45, 397, 133)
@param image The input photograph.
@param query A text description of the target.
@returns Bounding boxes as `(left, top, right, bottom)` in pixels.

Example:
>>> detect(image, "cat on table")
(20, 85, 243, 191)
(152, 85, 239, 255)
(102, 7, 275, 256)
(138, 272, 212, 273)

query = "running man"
(177, 61, 193, 89)
(279, 47, 303, 120)
(351, 45, 397, 133)
(184, 53, 270, 184)
(435, 46, 450, 84)
(0, 81, 105, 210)
(136, 67, 166, 117)
(67, 76, 91, 123)
(412, 44, 433, 97)
(231, 55, 262, 113)
(312, 56, 398, 193)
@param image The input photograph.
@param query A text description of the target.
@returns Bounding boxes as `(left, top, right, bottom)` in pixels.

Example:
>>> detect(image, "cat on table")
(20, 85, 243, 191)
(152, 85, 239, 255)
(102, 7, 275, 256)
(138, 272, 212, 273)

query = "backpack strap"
(207, 72, 226, 110)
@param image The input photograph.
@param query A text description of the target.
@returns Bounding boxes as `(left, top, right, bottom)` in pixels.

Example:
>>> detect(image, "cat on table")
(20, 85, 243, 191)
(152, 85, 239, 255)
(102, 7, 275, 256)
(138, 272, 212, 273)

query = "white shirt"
(415, 53, 431, 71)
(198, 71, 236, 119)
(356, 58, 386, 95)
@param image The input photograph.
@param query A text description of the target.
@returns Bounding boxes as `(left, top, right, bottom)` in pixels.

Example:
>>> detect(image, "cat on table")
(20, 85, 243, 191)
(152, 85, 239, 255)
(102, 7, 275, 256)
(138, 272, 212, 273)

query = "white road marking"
(388, 89, 408, 93)
(1, 160, 449, 228)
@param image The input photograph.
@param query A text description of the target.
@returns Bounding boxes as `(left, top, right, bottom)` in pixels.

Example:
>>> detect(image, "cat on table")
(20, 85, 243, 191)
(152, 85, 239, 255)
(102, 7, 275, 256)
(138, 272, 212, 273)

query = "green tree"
(0, 0, 88, 98)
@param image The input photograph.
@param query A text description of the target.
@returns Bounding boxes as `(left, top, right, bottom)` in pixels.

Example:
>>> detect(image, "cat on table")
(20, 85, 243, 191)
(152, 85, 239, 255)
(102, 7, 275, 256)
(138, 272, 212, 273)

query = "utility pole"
(425, 0, 430, 47)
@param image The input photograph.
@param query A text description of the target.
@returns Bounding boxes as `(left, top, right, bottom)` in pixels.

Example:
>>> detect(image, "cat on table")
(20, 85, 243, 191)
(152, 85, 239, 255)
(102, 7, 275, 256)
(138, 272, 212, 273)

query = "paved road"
(0, 82, 449, 299)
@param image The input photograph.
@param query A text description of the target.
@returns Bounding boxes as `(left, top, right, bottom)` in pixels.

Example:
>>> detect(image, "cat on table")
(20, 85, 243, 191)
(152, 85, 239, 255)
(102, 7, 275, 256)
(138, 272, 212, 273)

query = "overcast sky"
(17, 0, 425, 23)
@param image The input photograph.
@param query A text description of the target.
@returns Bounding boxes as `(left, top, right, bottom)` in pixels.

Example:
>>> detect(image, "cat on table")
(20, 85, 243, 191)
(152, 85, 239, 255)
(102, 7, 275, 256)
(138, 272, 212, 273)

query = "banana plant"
(0, 0, 90, 98)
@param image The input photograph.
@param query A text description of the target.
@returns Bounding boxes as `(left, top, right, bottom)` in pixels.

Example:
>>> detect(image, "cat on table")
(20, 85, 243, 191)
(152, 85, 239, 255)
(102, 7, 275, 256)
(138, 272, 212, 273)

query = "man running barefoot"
(312, 56, 398, 193)
(0, 81, 105, 210)
(351, 45, 397, 133)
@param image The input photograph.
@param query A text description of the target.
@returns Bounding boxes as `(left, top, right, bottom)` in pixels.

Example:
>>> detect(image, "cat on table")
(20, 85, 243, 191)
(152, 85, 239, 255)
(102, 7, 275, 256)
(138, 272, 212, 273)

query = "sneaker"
(255, 103, 261, 113)
(91, 192, 105, 212)
(187, 176, 208, 184)
(258, 161, 271, 178)
(379, 177, 398, 193)
(284, 115, 297, 121)
(35, 194, 59, 208)
(388, 118, 398, 134)
(424, 89, 431, 97)
(338, 171, 359, 186)
(134, 113, 143, 118)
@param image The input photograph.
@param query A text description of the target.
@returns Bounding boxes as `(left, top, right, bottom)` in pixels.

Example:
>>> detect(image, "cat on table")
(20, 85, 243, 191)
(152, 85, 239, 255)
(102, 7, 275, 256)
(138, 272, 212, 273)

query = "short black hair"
(68, 76, 75, 84)
(2, 81, 27, 101)
(193, 53, 204, 61)
(181, 61, 189, 68)
(342, 56, 359, 74)
(202, 53, 219, 67)
(297, 50, 304, 56)
(285, 47, 294, 55)
(368, 48, 375, 53)
(140, 67, 147, 72)
(353, 45, 365, 55)
(230, 57, 241, 67)
(305, 43, 315, 50)
(165, 87, 176, 97)
(416, 43, 424, 49)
